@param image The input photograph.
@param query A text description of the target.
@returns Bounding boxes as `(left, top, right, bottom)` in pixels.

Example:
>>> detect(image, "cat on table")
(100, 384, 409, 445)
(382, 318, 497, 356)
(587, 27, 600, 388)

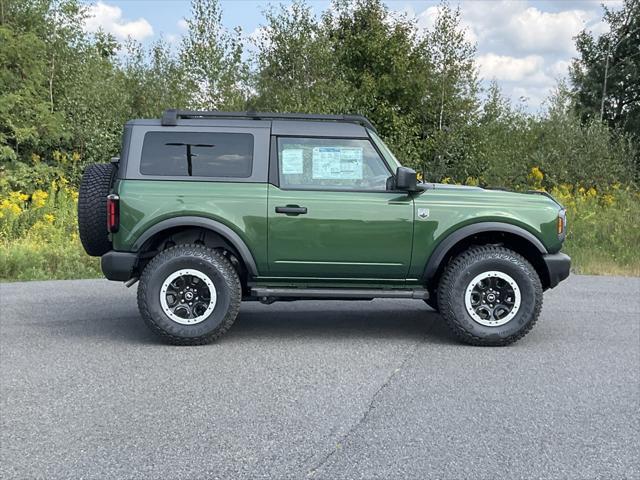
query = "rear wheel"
(137, 244, 241, 345)
(438, 246, 542, 346)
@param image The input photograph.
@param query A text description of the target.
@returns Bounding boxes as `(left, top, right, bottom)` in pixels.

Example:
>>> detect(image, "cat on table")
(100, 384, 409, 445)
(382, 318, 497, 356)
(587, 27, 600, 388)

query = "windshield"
(367, 129, 402, 171)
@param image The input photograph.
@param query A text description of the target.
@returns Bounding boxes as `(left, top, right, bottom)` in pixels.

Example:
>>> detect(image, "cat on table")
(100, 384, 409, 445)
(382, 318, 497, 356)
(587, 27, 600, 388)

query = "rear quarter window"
(140, 131, 253, 178)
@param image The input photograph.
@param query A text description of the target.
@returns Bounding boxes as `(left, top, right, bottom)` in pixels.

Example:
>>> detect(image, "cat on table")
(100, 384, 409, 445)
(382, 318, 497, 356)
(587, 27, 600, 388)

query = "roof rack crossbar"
(161, 109, 377, 132)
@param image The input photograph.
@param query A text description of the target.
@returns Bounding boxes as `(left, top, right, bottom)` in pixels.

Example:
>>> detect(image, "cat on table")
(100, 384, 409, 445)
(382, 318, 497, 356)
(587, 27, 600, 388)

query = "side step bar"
(251, 287, 428, 303)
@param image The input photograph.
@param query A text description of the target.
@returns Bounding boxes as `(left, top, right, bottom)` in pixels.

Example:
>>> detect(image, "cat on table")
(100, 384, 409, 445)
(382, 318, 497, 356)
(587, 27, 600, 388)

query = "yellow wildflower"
(43, 213, 55, 223)
(528, 166, 544, 185)
(465, 176, 479, 186)
(578, 187, 586, 194)
(441, 177, 451, 184)
(587, 187, 597, 198)
(72, 152, 81, 162)
(31, 153, 41, 163)
(31, 190, 49, 208)
(602, 194, 615, 207)
(0, 199, 22, 215)
(9, 191, 29, 203)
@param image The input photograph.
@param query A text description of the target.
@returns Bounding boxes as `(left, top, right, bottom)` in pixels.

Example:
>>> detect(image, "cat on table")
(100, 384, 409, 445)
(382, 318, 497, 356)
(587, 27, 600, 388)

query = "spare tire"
(78, 163, 117, 256)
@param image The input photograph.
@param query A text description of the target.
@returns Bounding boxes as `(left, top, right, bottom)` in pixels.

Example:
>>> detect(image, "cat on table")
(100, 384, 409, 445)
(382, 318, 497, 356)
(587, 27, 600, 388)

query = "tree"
(250, 1, 347, 114)
(327, 0, 431, 163)
(570, 0, 640, 141)
(419, 2, 480, 180)
(0, 0, 68, 162)
(179, 0, 247, 110)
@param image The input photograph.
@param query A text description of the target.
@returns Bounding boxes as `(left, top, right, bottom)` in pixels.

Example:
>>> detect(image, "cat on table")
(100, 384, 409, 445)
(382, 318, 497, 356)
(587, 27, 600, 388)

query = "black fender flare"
(423, 222, 548, 282)
(132, 216, 259, 276)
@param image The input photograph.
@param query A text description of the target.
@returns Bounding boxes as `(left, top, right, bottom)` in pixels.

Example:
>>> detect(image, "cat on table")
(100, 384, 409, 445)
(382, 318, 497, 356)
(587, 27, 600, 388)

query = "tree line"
(1, 0, 638, 193)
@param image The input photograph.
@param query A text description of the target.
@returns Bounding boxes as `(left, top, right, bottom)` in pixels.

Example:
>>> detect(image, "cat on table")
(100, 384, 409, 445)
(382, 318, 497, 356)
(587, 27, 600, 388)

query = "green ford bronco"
(78, 110, 570, 346)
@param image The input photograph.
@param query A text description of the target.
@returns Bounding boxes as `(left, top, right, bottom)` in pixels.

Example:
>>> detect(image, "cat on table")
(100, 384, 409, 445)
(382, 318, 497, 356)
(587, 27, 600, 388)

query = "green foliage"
(180, 0, 248, 110)
(0, 184, 101, 281)
(555, 186, 640, 276)
(570, 0, 640, 167)
(251, 1, 349, 113)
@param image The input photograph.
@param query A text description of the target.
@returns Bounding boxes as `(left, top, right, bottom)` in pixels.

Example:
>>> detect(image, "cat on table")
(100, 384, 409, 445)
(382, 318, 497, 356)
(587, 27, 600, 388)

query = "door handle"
(275, 205, 308, 215)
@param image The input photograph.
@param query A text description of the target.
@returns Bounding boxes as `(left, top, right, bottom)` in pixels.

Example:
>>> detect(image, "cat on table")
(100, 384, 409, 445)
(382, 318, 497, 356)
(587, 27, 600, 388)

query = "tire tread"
(438, 245, 543, 346)
(137, 244, 241, 345)
(78, 163, 116, 256)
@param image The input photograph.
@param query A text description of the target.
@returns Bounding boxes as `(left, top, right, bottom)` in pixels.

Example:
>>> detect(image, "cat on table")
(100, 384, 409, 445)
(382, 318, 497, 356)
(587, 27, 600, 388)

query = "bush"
(0, 184, 100, 281)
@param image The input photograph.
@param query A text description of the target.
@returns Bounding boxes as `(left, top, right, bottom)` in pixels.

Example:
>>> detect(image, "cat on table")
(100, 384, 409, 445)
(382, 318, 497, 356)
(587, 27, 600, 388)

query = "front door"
(267, 136, 413, 279)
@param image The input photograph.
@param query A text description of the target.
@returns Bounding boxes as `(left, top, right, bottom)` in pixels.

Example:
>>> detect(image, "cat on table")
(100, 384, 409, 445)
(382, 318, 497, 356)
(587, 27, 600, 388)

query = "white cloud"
(476, 53, 545, 81)
(410, 5, 478, 45)
(502, 7, 596, 54)
(177, 19, 188, 31)
(549, 59, 571, 78)
(406, 1, 610, 110)
(84, 2, 153, 41)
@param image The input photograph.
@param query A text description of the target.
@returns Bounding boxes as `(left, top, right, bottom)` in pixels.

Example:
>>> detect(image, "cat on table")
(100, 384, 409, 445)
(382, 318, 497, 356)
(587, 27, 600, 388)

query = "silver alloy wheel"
(464, 271, 521, 327)
(160, 269, 217, 325)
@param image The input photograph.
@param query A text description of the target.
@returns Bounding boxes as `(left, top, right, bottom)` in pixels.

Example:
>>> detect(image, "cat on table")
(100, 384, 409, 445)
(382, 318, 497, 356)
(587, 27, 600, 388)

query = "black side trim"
(101, 251, 137, 281)
(268, 135, 279, 186)
(423, 222, 548, 281)
(251, 287, 428, 300)
(543, 253, 571, 288)
(131, 216, 259, 276)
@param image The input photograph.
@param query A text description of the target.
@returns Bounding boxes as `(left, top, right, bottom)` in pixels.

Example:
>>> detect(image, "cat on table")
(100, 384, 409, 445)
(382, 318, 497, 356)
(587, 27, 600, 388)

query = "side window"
(140, 131, 253, 178)
(277, 137, 391, 190)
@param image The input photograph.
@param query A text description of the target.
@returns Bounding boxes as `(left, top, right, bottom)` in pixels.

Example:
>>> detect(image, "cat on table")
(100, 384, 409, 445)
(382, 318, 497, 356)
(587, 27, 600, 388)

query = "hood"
(423, 183, 564, 209)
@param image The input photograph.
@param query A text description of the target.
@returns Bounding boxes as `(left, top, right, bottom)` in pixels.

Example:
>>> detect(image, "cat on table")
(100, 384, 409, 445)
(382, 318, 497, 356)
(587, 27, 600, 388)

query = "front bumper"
(101, 251, 137, 281)
(543, 253, 571, 289)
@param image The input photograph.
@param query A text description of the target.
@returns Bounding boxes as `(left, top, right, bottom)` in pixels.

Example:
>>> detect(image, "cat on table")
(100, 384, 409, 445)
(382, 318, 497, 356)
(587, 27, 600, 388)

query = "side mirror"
(395, 166, 418, 192)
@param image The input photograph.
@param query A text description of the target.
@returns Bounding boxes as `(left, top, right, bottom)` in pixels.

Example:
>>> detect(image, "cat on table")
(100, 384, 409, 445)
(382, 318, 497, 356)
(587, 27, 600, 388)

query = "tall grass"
(0, 183, 638, 281)
(553, 185, 640, 276)
(0, 186, 100, 281)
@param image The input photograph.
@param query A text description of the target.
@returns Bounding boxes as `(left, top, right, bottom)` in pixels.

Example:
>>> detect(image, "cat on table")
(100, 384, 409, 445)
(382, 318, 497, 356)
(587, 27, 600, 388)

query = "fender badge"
(417, 208, 430, 219)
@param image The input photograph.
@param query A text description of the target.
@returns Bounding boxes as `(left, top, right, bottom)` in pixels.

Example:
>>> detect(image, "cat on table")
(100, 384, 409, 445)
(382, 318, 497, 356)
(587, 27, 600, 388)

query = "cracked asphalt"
(1, 275, 639, 479)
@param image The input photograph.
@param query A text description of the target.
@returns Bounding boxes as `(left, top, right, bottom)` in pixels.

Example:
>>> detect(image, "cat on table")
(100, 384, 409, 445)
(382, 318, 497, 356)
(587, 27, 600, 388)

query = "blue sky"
(81, 0, 622, 111)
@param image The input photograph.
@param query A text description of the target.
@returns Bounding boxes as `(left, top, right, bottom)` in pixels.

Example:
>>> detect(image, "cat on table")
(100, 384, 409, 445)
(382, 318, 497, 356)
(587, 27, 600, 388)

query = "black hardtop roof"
(160, 109, 377, 133)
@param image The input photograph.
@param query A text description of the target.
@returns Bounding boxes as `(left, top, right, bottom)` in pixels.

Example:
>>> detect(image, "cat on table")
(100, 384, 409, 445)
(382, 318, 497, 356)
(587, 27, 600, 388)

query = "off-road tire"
(137, 244, 241, 345)
(438, 246, 543, 346)
(78, 163, 116, 256)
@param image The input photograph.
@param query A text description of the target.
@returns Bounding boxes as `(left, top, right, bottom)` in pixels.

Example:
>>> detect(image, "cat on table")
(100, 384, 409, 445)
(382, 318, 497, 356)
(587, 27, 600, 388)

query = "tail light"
(107, 194, 120, 233)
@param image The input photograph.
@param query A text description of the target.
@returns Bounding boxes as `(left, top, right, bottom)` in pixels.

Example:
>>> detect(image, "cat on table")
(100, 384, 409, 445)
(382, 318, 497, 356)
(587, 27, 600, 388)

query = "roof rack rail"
(160, 109, 377, 132)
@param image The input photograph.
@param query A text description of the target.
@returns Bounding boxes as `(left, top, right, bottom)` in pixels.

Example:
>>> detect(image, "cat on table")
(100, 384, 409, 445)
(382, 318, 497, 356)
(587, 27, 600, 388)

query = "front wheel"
(438, 246, 543, 346)
(137, 244, 241, 345)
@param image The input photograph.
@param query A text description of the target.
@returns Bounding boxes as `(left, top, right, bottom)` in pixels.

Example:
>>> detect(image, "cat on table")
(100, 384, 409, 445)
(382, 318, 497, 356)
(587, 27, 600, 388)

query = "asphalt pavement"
(0, 275, 638, 479)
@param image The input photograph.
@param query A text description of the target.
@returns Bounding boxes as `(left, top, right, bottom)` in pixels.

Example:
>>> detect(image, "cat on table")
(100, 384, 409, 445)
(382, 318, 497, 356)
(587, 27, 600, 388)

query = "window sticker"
(339, 147, 363, 179)
(312, 147, 363, 180)
(281, 149, 304, 174)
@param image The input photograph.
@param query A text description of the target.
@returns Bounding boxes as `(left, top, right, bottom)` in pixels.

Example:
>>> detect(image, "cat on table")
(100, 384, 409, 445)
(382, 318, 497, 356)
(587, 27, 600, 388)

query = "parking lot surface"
(1, 275, 638, 479)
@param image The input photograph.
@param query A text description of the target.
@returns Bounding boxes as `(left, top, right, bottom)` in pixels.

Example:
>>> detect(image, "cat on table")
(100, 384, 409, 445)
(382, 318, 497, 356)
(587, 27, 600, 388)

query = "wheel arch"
(132, 216, 258, 278)
(423, 222, 551, 290)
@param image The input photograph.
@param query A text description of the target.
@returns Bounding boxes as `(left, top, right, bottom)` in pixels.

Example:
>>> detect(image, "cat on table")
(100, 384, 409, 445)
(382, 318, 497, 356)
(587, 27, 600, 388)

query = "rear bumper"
(543, 253, 571, 289)
(101, 251, 137, 281)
